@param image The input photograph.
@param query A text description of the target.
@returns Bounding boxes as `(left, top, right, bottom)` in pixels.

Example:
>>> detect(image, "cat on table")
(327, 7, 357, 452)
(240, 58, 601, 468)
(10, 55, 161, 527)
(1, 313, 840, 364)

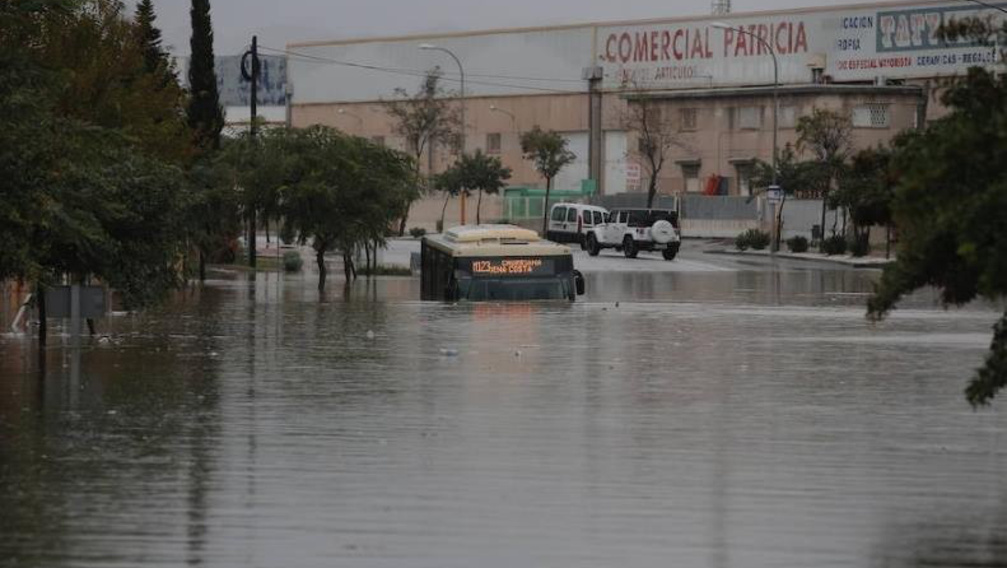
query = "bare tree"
(385, 69, 461, 235)
(623, 92, 682, 208)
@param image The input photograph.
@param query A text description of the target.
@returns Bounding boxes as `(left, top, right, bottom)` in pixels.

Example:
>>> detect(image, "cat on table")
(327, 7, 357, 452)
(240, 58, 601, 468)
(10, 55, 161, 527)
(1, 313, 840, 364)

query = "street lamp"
(490, 104, 517, 128)
(712, 21, 781, 249)
(419, 43, 466, 153)
(337, 108, 363, 132)
(419, 43, 468, 224)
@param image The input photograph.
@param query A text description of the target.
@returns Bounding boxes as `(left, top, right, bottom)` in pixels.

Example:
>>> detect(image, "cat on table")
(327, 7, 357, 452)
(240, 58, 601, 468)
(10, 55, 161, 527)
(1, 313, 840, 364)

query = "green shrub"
(735, 231, 750, 251)
(786, 235, 809, 253)
(736, 229, 771, 251)
(822, 235, 847, 256)
(849, 233, 870, 257)
(283, 250, 303, 272)
(409, 227, 427, 239)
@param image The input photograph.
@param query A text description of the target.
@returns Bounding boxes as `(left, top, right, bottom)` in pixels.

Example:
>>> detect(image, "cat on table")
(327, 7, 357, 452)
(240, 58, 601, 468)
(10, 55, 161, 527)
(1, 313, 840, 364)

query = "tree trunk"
(775, 193, 787, 252)
(265, 219, 270, 244)
(343, 251, 356, 282)
(248, 210, 257, 268)
(819, 192, 828, 251)
(440, 193, 451, 230)
(477, 189, 483, 225)
(885, 225, 892, 259)
(647, 174, 658, 209)
(198, 249, 207, 283)
(541, 178, 553, 236)
(364, 244, 372, 276)
(36, 283, 46, 347)
(316, 249, 327, 292)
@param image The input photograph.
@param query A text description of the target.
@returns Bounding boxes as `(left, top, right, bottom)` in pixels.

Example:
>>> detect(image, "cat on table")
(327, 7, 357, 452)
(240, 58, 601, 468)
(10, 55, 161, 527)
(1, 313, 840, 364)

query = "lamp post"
(713, 22, 781, 249)
(419, 43, 467, 224)
(337, 108, 363, 133)
(490, 104, 517, 128)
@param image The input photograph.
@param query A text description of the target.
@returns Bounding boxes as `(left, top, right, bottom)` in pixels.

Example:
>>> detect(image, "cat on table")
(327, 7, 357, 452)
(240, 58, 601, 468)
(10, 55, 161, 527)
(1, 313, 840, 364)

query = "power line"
(258, 45, 587, 95)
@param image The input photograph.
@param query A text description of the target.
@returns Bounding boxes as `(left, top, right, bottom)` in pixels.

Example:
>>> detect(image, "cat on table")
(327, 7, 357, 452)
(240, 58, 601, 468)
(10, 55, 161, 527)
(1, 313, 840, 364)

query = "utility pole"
(583, 66, 604, 195)
(242, 36, 261, 268)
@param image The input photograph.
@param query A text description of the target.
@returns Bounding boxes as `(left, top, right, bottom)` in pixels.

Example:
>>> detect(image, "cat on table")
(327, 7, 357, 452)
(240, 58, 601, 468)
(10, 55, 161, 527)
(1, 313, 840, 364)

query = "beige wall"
(621, 90, 922, 197)
(292, 86, 924, 229)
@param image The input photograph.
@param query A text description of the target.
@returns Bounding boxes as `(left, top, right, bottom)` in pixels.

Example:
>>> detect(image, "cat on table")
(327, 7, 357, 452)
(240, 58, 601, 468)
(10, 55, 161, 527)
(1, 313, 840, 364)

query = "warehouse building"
(286, 0, 1001, 229)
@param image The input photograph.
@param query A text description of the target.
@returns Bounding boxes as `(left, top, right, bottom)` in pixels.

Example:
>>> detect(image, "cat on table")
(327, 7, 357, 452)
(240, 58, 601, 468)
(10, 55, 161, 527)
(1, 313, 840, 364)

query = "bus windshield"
(459, 277, 570, 301)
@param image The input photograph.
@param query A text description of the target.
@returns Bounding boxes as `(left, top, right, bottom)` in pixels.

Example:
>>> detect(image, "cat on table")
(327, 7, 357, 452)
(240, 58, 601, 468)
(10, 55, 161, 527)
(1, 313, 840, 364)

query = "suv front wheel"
(623, 235, 638, 259)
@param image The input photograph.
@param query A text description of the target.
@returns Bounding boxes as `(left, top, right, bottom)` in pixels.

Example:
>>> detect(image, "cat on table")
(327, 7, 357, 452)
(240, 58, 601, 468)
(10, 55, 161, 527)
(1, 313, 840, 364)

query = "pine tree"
(187, 0, 223, 153)
(135, 0, 164, 74)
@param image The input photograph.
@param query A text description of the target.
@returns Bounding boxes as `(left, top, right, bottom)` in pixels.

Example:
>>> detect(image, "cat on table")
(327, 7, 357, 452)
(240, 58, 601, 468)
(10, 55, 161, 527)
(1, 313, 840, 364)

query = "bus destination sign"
(469, 258, 553, 276)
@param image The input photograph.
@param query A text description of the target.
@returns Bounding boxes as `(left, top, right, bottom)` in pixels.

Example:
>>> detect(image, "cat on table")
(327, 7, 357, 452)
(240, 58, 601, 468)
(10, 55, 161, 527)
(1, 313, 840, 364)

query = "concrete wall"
(779, 199, 841, 240)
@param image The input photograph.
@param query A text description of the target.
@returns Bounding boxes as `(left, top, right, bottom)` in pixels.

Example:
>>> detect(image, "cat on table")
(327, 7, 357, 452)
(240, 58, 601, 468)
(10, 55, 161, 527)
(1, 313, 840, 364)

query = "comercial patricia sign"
(595, 1, 1003, 89)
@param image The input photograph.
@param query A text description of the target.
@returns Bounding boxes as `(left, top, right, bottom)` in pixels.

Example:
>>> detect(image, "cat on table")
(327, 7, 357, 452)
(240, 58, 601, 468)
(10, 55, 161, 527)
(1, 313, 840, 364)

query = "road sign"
(45, 286, 106, 319)
(766, 185, 783, 201)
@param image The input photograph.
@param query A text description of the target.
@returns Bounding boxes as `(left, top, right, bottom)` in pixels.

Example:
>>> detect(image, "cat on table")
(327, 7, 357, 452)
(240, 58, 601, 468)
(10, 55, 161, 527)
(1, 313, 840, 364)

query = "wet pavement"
(2, 243, 1005, 567)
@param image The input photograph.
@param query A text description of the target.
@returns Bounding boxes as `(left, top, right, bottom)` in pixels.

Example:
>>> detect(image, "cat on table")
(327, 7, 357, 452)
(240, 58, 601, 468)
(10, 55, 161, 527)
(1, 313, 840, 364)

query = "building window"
(735, 163, 754, 196)
(680, 108, 697, 131)
(777, 105, 793, 128)
(736, 106, 763, 130)
(852, 104, 890, 128)
(682, 164, 701, 193)
(486, 133, 502, 154)
(371, 136, 386, 147)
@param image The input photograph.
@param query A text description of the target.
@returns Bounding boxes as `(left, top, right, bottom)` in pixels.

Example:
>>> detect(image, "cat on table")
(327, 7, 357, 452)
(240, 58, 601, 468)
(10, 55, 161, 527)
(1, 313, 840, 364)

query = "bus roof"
(425, 224, 571, 257)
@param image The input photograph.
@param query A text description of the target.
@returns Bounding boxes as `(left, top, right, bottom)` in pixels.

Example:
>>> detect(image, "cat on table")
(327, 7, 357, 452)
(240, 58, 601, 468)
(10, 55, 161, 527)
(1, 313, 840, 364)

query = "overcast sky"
(137, 0, 879, 56)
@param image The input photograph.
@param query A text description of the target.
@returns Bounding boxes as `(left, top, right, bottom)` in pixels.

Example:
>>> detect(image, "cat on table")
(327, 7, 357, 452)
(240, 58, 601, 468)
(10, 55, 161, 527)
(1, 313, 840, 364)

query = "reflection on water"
(1, 264, 1005, 568)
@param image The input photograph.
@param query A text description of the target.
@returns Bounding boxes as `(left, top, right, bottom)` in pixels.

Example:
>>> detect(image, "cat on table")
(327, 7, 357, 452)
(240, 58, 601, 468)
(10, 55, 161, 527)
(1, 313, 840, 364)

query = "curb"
(706, 248, 894, 269)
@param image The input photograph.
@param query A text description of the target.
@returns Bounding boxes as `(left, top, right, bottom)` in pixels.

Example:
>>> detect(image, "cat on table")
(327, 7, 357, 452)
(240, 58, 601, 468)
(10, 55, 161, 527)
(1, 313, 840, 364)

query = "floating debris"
(366, 330, 376, 340)
(439, 348, 459, 357)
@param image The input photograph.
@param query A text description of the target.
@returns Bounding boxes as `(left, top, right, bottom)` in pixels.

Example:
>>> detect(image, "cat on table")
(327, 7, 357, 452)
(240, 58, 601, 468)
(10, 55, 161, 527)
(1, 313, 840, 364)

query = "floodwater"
(2, 246, 1006, 568)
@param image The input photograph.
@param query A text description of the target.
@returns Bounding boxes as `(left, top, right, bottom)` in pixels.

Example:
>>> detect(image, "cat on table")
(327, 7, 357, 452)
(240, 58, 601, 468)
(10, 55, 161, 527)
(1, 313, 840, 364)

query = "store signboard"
(595, 2, 1003, 90)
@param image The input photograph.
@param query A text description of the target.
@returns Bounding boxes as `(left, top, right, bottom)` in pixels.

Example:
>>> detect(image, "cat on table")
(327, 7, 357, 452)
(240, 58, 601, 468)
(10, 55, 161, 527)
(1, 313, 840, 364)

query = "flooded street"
(2, 244, 1005, 567)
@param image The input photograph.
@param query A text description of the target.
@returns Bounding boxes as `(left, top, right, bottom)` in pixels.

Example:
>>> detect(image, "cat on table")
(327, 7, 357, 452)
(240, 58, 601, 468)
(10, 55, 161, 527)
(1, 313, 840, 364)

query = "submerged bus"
(421, 225, 585, 302)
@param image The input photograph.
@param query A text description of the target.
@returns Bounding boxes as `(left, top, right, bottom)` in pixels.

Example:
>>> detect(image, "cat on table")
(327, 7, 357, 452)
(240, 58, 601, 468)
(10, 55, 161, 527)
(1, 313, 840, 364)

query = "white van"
(546, 203, 609, 246)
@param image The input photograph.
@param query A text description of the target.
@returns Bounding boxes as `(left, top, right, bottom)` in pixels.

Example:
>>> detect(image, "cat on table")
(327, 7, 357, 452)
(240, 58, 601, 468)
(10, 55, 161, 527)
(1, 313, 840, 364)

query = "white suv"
(584, 208, 681, 260)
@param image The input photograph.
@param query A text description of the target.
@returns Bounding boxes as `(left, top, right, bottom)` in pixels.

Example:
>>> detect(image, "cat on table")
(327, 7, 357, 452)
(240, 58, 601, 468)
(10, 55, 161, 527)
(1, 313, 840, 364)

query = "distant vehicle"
(546, 203, 609, 247)
(584, 208, 682, 260)
(422, 225, 586, 301)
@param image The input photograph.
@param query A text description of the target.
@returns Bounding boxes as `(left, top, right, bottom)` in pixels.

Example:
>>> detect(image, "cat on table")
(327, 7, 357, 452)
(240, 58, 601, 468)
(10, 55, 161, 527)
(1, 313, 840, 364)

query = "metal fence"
(589, 193, 759, 221)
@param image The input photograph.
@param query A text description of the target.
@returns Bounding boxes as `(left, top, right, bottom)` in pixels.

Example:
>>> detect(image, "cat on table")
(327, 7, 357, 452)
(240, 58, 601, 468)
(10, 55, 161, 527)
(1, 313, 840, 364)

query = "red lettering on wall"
(690, 28, 704, 59)
(793, 21, 807, 53)
(775, 22, 788, 54)
(673, 29, 685, 60)
(661, 30, 671, 61)
(635, 33, 649, 61)
(721, 28, 735, 57)
(619, 33, 632, 62)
